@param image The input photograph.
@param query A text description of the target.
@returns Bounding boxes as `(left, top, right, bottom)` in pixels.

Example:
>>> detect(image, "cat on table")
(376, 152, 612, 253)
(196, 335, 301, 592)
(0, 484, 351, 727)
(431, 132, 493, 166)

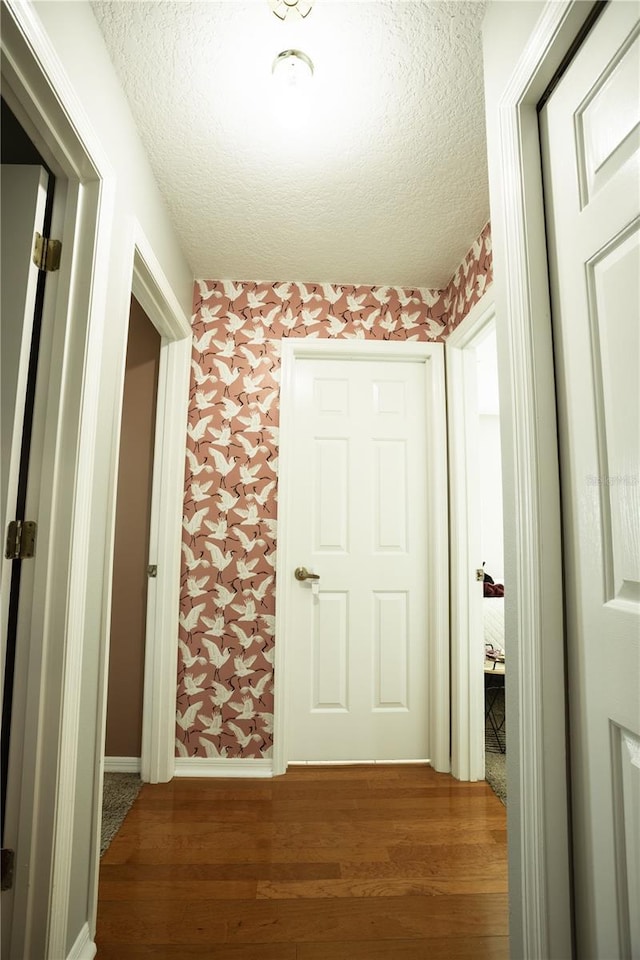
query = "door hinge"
(33, 232, 62, 272)
(1, 848, 15, 891)
(5, 520, 37, 560)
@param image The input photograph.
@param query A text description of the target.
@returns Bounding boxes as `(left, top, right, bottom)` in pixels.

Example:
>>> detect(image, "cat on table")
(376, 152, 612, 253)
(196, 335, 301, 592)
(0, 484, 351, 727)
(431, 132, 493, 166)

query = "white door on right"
(540, 5, 640, 958)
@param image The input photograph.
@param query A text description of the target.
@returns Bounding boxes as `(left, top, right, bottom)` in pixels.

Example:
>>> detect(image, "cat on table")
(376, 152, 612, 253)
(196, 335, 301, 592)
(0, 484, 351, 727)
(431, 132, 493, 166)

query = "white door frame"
(446, 290, 496, 782)
(488, 2, 600, 956)
(1, 4, 191, 957)
(274, 338, 449, 777)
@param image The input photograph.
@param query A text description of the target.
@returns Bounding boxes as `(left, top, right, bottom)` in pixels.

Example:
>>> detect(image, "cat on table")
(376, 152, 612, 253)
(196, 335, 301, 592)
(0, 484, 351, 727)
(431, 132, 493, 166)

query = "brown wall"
(105, 296, 161, 758)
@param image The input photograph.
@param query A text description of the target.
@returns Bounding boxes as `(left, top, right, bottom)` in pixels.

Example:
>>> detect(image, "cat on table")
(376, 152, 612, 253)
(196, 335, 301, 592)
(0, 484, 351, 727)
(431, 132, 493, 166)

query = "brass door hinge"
(1, 848, 15, 891)
(5, 520, 37, 560)
(33, 232, 61, 272)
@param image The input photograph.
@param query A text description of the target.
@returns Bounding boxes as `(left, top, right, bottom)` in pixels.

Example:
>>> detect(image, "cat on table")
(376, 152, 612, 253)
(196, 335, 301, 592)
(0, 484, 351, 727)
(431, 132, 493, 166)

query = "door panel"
(288, 357, 429, 761)
(540, 5, 640, 956)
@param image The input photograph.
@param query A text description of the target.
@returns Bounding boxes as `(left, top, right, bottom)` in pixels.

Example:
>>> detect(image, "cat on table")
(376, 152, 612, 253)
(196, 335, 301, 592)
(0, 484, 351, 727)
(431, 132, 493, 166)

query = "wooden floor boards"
(96, 765, 508, 959)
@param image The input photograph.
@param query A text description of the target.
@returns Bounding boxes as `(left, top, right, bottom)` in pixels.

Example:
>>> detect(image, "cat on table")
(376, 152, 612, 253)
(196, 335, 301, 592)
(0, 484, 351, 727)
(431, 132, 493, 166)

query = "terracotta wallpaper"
(177, 224, 492, 759)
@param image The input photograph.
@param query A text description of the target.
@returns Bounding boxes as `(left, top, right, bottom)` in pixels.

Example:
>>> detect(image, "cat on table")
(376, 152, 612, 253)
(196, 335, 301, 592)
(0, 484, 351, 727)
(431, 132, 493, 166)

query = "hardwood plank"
(256, 877, 508, 898)
(100, 862, 343, 882)
(297, 936, 510, 959)
(99, 880, 258, 901)
(96, 943, 296, 960)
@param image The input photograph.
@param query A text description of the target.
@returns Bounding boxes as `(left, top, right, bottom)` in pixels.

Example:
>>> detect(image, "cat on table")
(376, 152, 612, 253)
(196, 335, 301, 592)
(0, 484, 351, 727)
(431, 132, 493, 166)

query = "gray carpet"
(485, 685, 506, 805)
(100, 773, 142, 856)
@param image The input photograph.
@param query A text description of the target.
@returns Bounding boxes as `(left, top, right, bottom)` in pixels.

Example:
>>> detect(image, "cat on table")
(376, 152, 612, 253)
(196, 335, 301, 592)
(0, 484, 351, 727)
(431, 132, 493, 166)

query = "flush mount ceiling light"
(269, 0, 313, 21)
(272, 49, 314, 86)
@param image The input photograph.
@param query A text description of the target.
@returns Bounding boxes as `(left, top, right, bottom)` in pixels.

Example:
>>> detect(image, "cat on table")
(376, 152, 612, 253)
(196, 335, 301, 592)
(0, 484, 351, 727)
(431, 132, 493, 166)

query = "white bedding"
(483, 597, 505, 656)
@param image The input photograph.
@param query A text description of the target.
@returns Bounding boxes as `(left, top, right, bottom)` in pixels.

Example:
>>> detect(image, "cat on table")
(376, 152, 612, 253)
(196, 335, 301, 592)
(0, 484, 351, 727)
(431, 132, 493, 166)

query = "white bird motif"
(359, 307, 380, 331)
(235, 435, 267, 458)
(237, 412, 263, 434)
(263, 550, 277, 570)
(199, 736, 228, 759)
(196, 280, 216, 301)
(371, 286, 391, 304)
(227, 721, 261, 750)
(228, 696, 257, 720)
(187, 415, 213, 443)
(425, 317, 446, 339)
(208, 425, 233, 447)
(216, 489, 239, 513)
(201, 614, 225, 639)
(258, 711, 274, 734)
(261, 614, 276, 636)
(302, 307, 322, 326)
(189, 480, 213, 503)
(175, 738, 189, 757)
(235, 556, 259, 581)
(395, 288, 421, 307)
(247, 481, 276, 507)
(245, 575, 274, 604)
(400, 310, 420, 330)
(176, 700, 203, 731)
(193, 329, 220, 354)
(250, 390, 277, 417)
(321, 283, 343, 304)
(273, 282, 291, 300)
(256, 305, 280, 327)
(242, 373, 265, 396)
(230, 597, 258, 621)
(225, 312, 246, 335)
(183, 672, 207, 695)
(232, 528, 265, 554)
(181, 543, 210, 572)
(280, 309, 297, 332)
(198, 712, 223, 735)
(194, 388, 216, 410)
(182, 508, 209, 537)
(239, 345, 267, 369)
(179, 602, 206, 633)
(191, 359, 211, 386)
(185, 575, 208, 599)
(233, 503, 260, 526)
(178, 638, 206, 668)
(204, 517, 228, 540)
(218, 396, 243, 420)
(247, 289, 267, 308)
(346, 293, 366, 313)
(242, 672, 272, 701)
(229, 622, 259, 650)
(233, 654, 257, 677)
(211, 358, 240, 388)
(261, 519, 277, 538)
(294, 282, 321, 304)
(379, 312, 396, 334)
(417, 287, 441, 308)
(210, 680, 234, 707)
(201, 304, 223, 322)
(208, 447, 236, 478)
(237, 463, 262, 488)
(223, 280, 243, 300)
(211, 338, 236, 358)
(246, 326, 267, 345)
(204, 542, 234, 571)
(213, 583, 236, 607)
(201, 636, 230, 668)
(186, 448, 213, 477)
(327, 315, 347, 336)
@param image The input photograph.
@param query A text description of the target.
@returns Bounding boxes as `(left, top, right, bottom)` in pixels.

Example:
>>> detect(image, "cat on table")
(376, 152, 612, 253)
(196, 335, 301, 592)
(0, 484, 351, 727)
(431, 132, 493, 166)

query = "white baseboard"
(288, 759, 431, 765)
(174, 758, 273, 778)
(103, 756, 141, 774)
(66, 922, 96, 960)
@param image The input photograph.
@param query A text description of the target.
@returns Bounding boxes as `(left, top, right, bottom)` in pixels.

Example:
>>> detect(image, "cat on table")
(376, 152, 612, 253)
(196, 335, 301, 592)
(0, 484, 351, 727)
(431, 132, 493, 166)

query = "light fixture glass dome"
(272, 49, 314, 87)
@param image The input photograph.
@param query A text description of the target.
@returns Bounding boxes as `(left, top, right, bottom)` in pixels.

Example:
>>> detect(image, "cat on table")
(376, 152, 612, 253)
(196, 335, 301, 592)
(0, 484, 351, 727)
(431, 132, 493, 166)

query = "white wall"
(19, 2, 193, 954)
(476, 329, 503, 583)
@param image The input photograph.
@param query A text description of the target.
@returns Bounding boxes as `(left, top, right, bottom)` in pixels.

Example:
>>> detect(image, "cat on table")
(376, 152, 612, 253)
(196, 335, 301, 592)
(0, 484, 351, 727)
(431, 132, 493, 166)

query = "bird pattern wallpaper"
(177, 222, 492, 759)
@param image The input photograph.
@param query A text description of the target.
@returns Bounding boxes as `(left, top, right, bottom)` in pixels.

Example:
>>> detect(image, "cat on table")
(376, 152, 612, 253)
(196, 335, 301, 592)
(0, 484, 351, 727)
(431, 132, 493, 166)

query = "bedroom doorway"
(447, 290, 505, 790)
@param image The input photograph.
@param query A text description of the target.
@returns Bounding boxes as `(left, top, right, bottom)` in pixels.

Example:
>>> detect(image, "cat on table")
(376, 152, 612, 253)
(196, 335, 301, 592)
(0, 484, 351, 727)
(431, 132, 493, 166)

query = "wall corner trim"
(103, 757, 142, 774)
(66, 923, 96, 960)
(174, 758, 274, 779)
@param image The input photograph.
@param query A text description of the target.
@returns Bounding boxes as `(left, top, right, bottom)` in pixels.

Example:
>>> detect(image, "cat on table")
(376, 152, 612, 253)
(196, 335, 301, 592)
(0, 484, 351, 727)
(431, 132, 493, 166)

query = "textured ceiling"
(91, 0, 489, 288)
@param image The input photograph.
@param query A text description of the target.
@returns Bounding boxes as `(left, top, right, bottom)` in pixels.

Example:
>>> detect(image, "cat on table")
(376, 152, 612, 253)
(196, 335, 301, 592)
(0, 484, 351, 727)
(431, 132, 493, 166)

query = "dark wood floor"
(96, 765, 508, 959)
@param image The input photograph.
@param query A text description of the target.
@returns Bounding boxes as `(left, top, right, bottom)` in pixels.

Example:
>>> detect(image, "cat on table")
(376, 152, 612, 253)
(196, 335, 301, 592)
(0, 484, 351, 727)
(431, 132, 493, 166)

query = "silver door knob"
(294, 566, 320, 581)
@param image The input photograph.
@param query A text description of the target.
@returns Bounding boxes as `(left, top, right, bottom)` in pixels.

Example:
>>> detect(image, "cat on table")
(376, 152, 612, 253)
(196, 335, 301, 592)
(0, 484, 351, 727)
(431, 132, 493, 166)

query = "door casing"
(274, 338, 449, 777)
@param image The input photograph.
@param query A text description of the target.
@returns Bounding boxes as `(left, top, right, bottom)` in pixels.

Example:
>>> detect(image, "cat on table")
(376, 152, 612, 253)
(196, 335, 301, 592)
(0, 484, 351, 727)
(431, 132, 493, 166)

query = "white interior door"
(285, 353, 433, 762)
(0, 163, 49, 959)
(541, 5, 640, 957)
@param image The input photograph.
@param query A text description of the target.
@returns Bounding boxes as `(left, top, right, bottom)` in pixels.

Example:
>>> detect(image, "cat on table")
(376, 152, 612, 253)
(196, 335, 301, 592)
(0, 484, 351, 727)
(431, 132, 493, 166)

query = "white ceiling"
(91, 0, 489, 288)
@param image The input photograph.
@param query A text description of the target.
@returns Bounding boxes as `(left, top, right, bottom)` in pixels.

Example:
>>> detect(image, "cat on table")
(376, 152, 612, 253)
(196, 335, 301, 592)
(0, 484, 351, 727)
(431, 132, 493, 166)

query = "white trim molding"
(446, 289, 496, 782)
(485, 2, 600, 957)
(174, 758, 274, 779)
(65, 923, 96, 960)
(273, 337, 449, 778)
(103, 757, 142, 774)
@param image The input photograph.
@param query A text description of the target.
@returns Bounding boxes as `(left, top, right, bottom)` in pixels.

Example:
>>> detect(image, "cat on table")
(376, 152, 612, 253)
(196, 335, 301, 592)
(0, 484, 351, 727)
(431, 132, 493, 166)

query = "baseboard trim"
(103, 756, 141, 774)
(288, 759, 431, 766)
(174, 758, 274, 778)
(66, 922, 96, 960)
